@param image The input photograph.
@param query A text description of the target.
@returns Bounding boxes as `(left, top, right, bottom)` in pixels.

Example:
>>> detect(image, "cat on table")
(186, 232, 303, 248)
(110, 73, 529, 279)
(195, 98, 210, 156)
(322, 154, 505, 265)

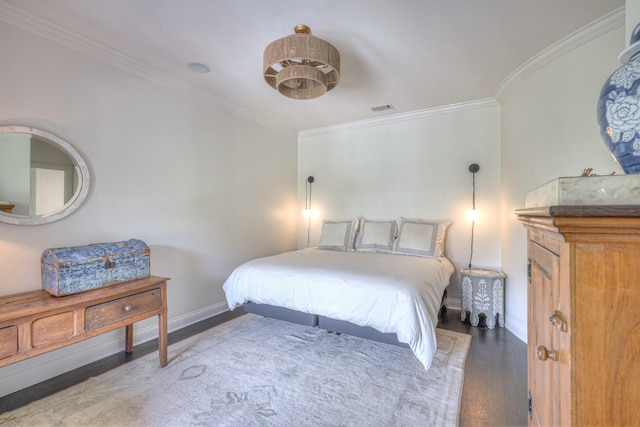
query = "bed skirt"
(243, 302, 318, 326)
(242, 290, 446, 349)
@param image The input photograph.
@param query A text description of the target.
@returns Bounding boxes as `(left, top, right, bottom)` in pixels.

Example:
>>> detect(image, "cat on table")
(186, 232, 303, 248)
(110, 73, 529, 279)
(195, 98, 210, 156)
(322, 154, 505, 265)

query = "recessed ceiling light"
(187, 62, 210, 73)
(371, 104, 394, 112)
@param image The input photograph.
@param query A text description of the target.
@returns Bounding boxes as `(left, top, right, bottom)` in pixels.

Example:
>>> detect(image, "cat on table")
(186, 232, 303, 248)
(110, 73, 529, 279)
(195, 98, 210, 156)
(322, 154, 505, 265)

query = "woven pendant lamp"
(263, 25, 340, 100)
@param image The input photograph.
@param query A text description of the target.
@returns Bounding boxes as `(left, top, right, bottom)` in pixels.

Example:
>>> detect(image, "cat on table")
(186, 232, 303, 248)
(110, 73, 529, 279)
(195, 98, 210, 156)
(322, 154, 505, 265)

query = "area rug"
(1, 314, 471, 426)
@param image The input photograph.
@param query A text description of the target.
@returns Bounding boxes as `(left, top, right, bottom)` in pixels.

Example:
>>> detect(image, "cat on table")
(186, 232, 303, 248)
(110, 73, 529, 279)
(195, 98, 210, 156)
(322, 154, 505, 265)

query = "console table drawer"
(32, 311, 75, 347)
(0, 326, 18, 359)
(85, 289, 162, 331)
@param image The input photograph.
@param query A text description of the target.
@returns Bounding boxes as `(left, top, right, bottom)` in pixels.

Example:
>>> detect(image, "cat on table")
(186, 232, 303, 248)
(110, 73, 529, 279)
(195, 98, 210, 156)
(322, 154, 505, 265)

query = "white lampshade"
(302, 208, 314, 218)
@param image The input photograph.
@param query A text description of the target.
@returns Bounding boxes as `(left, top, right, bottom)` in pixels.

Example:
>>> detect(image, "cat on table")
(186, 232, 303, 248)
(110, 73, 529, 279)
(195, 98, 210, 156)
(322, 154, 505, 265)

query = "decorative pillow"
(317, 219, 359, 251)
(393, 218, 451, 258)
(354, 219, 397, 252)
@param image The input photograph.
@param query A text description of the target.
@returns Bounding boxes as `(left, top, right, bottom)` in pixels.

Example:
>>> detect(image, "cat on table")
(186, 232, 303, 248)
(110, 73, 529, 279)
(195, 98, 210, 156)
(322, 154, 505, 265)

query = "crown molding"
(0, 1, 297, 138)
(299, 98, 500, 138)
(0, 1, 189, 91)
(495, 7, 625, 100)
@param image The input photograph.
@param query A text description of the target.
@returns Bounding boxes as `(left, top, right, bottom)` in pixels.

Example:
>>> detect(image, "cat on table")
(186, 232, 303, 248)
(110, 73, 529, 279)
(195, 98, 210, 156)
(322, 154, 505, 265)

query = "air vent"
(371, 104, 395, 112)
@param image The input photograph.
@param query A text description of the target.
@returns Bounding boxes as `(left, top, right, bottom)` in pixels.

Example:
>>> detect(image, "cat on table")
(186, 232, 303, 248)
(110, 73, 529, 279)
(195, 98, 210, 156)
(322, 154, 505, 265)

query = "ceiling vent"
(370, 104, 394, 112)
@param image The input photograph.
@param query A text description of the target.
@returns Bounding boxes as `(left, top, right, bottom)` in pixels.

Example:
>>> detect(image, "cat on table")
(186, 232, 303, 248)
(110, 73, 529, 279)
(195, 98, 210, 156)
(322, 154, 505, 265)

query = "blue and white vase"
(597, 23, 640, 174)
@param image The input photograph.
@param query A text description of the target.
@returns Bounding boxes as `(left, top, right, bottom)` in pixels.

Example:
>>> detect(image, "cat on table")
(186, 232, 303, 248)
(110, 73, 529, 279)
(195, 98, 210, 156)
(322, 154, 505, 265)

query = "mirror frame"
(0, 126, 90, 225)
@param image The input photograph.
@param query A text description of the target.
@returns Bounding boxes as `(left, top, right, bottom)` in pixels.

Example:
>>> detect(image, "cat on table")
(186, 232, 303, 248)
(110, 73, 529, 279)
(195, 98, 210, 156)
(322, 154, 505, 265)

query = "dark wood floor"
(1, 308, 528, 426)
(439, 309, 528, 426)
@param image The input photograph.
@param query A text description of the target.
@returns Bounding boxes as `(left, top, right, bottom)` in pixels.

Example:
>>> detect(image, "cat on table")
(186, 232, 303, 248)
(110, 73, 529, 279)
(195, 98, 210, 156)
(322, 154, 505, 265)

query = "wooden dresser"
(0, 275, 169, 369)
(516, 206, 640, 426)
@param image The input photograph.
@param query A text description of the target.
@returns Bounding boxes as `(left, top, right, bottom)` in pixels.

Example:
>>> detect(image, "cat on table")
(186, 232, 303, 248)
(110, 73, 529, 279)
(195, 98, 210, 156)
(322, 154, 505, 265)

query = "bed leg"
(439, 290, 448, 319)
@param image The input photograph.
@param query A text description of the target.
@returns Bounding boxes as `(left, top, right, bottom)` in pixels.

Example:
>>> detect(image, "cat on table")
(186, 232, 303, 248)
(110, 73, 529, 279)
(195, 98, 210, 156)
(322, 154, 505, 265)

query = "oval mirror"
(0, 126, 90, 225)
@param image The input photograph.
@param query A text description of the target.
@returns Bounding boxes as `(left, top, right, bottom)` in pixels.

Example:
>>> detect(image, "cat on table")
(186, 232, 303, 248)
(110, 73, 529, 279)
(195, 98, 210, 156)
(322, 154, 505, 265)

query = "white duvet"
(223, 248, 455, 370)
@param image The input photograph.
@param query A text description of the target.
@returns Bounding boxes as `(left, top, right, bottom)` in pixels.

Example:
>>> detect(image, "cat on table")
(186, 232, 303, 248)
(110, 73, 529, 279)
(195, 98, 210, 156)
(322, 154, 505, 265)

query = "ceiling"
(1, 0, 625, 132)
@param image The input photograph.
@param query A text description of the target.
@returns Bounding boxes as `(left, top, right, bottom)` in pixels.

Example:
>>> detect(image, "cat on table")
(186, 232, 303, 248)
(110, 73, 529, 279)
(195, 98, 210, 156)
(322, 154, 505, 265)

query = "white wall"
(499, 23, 625, 341)
(0, 21, 298, 396)
(298, 102, 502, 305)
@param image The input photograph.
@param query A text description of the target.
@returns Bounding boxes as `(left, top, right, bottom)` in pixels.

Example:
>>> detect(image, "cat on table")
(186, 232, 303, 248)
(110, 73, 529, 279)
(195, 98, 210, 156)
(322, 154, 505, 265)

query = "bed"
(223, 218, 454, 371)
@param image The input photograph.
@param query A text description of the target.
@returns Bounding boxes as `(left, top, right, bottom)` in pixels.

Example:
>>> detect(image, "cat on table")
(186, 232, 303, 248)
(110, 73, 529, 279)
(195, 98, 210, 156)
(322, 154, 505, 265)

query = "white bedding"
(223, 248, 455, 370)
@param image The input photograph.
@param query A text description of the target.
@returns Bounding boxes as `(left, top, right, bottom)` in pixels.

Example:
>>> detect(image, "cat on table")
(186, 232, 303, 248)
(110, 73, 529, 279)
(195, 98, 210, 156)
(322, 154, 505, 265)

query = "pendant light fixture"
(263, 25, 340, 100)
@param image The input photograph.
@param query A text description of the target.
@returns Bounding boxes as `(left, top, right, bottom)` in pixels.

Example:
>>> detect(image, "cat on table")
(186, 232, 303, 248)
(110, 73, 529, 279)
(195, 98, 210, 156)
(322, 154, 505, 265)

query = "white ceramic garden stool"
(460, 268, 506, 329)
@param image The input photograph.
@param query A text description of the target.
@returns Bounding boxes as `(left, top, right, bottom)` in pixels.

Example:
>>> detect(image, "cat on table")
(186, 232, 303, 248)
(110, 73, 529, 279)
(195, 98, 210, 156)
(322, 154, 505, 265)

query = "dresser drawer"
(85, 289, 162, 331)
(0, 326, 18, 359)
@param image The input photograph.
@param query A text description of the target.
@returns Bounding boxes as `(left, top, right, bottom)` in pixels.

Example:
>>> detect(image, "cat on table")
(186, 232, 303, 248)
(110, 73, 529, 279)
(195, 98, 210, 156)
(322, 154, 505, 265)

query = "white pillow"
(317, 219, 359, 251)
(393, 218, 451, 258)
(355, 219, 397, 252)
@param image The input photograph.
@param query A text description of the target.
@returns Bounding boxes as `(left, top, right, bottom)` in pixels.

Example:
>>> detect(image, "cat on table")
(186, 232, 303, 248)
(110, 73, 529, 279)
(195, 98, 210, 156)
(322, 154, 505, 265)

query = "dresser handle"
(123, 305, 133, 312)
(536, 345, 558, 361)
(549, 311, 567, 332)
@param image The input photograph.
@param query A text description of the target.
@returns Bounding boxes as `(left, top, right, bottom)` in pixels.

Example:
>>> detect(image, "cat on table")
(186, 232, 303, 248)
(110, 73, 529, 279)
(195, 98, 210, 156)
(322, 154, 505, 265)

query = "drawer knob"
(123, 305, 133, 312)
(536, 345, 558, 361)
(549, 311, 567, 332)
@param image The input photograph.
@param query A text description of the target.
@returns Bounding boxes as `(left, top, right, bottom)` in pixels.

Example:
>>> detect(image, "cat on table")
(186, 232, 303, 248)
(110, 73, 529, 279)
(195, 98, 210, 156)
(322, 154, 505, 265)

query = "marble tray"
(525, 175, 640, 208)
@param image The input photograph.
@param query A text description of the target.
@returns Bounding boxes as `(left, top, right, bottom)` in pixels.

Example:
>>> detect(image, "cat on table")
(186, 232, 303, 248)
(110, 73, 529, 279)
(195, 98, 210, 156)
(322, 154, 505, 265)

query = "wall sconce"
(303, 176, 314, 217)
(303, 176, 314, 246)
(467, 163, 480, 268)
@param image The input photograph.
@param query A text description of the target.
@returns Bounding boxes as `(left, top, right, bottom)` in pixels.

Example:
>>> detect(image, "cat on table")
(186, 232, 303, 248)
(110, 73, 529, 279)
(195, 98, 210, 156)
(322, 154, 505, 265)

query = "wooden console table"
(0, 275, 169, 369)
(0, 203, 14, 214)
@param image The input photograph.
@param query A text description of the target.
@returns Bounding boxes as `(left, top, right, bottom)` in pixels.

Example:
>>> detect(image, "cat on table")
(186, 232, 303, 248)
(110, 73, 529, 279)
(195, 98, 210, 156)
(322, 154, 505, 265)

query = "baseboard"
(163, 301, 230, 338)
(445, 297, 461, 311)
(505, 317, 528, 343)
(0, 301, 230, 398)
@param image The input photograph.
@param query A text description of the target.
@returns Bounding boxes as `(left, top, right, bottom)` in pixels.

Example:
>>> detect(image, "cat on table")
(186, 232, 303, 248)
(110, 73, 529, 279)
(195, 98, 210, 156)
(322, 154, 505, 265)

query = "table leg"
(470, 310, 480, 327)
(486, 313, 496, 329)
(461, 276, 473, 322)
(492, 278, 505, 328)
(158, 287, 168, 367)
(125, 324, 133, 353)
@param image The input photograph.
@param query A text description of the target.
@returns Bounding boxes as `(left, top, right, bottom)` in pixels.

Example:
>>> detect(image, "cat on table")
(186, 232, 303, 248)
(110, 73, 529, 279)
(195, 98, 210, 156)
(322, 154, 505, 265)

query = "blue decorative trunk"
(41, 239, 150, 296)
